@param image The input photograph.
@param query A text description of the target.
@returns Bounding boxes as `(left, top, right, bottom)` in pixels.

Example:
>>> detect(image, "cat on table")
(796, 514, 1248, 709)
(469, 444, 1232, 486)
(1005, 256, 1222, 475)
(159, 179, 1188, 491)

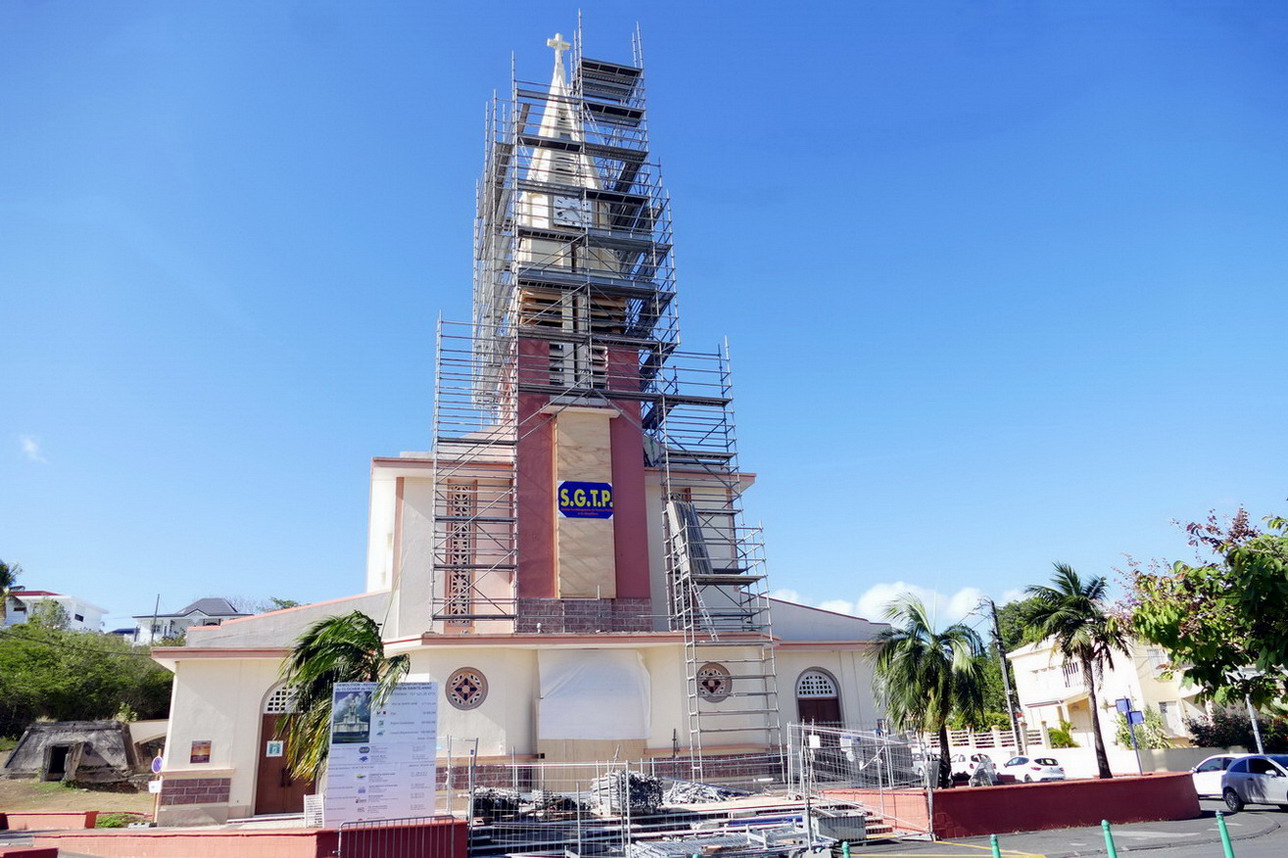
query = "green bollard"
(1101, 819, 1119, 858)
(990, 833, 1002, 858)
(1216, 811, 1235, 858)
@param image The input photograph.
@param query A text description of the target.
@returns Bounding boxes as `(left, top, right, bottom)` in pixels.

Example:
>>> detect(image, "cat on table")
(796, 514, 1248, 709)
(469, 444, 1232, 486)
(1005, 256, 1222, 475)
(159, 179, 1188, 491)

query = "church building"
(152, 27, 886, 826)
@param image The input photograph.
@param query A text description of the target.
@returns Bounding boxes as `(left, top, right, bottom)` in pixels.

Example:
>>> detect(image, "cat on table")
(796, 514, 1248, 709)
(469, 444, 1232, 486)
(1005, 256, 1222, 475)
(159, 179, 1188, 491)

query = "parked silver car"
(1221, 754, 1288, 811)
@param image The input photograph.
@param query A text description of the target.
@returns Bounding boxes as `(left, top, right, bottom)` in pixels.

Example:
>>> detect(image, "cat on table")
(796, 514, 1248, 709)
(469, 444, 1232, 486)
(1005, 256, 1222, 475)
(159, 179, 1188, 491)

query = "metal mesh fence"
(335, 730, 933, 856)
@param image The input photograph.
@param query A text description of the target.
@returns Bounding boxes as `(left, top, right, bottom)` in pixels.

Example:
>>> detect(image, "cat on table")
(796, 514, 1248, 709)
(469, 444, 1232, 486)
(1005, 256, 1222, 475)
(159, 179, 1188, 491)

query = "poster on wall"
(189, 740, 211, 764)
(322, 681, 438, 827)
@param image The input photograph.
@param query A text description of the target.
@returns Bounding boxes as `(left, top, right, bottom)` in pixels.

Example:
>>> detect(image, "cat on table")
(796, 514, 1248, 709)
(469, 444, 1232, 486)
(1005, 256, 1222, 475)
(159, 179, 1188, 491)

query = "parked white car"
(951, 753, 998, 785)
(1191, 754, 1243, 798)
(1221, 754, 1288, 811)
(1000, 755, 1066, 782)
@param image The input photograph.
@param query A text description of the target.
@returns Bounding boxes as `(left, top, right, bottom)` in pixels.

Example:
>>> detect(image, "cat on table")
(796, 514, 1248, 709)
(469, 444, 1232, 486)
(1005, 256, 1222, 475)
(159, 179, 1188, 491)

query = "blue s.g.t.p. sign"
(558, 481, 613, 519)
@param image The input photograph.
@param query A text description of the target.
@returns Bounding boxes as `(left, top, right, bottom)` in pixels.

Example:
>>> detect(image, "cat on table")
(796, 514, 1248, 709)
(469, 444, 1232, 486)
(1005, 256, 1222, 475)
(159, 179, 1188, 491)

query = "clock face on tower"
(552, 195, 592, 228)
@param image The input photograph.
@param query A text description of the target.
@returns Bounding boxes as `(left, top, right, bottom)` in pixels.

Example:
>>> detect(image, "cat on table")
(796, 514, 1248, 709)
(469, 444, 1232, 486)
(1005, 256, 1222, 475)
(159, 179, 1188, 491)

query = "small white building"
(2, 590, 107, 632)
(1008, 636, 1205, 747)
(132, 598, 250, 644)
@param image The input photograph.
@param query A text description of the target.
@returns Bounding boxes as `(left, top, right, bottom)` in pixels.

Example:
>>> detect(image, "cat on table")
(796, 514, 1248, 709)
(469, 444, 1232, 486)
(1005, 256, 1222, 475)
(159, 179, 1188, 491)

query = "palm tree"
(1023, 564, 1129, 779)
(0, 559, 23, 625)
(278, 611, 409, 782)
(870, 595, 985, 787)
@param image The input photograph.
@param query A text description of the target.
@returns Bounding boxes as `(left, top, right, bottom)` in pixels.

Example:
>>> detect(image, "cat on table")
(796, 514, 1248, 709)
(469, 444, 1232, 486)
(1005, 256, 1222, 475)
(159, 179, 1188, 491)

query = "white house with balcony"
(2, 590, 107, 631)
(1007, 636, 1205, 747)
(132, 597, 250, 644)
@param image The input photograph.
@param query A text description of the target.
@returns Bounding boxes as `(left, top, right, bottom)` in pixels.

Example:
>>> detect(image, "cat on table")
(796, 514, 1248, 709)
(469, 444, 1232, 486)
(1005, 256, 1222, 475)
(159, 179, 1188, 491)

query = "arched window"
(263, 684, 298, 715)
(796, 668, 841, 726)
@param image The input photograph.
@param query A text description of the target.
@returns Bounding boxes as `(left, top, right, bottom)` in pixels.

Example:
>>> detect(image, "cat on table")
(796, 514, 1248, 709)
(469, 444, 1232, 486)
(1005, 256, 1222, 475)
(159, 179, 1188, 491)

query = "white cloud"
(999, 588, 1027, 606)
(19, 435, 47, 463)
(854, 581, 988, 627)
(770, 588, 802, 603)
(775, 582, 1004, 628)
(817, 599, 858, 616)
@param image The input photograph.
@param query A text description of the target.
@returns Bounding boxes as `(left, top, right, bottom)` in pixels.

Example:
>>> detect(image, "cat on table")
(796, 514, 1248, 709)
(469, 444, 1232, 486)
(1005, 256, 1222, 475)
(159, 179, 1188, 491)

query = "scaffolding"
(433, 26, 779, 772)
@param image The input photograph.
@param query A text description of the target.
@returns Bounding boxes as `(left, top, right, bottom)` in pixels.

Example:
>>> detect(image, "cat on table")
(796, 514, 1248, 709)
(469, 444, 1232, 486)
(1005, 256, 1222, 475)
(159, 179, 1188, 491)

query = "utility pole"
(985, 598, 1024, 753)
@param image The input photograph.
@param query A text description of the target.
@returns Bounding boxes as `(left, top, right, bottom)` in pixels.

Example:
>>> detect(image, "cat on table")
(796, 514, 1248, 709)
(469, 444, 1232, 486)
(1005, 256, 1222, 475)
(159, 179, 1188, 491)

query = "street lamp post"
(1230, 667, 1266, 754)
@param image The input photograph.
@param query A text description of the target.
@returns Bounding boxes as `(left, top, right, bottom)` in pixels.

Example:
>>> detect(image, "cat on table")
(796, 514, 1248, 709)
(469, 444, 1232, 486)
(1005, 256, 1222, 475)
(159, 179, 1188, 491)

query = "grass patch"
(96, 812, 150, 828)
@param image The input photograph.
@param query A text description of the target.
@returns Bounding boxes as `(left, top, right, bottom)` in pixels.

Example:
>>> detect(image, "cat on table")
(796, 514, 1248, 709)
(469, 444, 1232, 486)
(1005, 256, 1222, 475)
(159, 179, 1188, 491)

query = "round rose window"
(446, 667, 488, 710)
(697, 663, 731, 702)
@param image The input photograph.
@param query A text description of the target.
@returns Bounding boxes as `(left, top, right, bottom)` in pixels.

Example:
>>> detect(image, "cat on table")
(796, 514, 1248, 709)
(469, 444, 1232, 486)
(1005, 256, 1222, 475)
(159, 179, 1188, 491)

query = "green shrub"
(1048, 720, 1079, 748)
(96, 812, 149, 828)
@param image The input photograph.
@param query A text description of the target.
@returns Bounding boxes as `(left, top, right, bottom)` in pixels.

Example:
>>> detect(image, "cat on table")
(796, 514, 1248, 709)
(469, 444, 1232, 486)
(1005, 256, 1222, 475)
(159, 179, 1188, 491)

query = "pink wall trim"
(419, 630, 688, 646)
(37, 820, 466, 858)
(827, 772, 1200, 839)
(607, 346, 650, 599)
(4, 811, 97, 830)
(516, 340, 556, 597)
(35, 829, 340, 858)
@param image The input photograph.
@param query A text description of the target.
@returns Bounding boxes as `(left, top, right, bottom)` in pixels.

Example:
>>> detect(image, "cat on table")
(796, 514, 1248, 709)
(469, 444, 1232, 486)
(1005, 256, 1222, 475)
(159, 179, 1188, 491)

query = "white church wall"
(403, 645, 539, 758)
(365, 468, 397, 593)
(160, 657, 281, 823)
(642, 645, 686, 751)
(776, 646, 881, 730)
(394, 476, 436, 639)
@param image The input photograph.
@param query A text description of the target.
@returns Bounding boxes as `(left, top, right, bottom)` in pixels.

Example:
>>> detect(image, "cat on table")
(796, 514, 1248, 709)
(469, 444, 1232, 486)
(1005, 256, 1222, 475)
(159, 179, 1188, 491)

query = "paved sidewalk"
(858, 802, 1282, 858)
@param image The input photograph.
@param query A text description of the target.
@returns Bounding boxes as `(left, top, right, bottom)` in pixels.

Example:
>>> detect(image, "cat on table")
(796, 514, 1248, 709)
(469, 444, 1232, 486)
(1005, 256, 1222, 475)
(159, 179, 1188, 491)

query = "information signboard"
(558, 481, 613, 518)
(322, 681, 438, 826)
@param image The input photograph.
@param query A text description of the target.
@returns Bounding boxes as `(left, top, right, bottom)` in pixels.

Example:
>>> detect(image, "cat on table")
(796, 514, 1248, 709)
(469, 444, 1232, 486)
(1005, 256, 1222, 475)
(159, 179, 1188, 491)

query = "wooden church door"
(254, 687, 314, 815)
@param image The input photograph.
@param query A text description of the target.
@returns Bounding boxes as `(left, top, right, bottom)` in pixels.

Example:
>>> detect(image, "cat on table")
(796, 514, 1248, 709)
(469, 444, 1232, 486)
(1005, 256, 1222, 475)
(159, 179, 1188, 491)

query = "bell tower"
(426, 27, 782, 775)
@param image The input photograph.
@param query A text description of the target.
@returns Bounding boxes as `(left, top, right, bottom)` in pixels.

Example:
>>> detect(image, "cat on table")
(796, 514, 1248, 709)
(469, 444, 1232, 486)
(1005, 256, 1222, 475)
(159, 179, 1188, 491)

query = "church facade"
(153, 28, 886, 826)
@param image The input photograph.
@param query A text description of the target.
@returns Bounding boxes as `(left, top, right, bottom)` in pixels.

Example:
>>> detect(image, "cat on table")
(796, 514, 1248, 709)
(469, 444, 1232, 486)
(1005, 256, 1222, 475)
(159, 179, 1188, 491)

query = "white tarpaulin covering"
(538, 649, 651, 740)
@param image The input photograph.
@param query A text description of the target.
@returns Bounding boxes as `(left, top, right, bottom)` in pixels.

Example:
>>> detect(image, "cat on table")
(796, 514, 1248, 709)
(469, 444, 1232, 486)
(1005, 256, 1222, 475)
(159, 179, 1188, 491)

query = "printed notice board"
(323, 681, 438, 826)
(558, 481, 613, 518)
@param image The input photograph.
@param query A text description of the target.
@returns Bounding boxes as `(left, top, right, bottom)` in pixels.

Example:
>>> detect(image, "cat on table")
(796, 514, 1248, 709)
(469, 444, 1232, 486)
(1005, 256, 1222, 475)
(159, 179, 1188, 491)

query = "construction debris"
(662, 780, 750, 805)
(591, 770, 664, 815)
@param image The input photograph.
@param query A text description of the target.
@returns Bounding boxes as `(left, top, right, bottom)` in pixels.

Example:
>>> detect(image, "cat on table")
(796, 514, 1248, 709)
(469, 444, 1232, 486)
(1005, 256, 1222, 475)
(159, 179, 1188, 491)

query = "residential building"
(2, 590, 106, 632)
(1008, 636, 1205, 746)
(132, 598, 250, 644)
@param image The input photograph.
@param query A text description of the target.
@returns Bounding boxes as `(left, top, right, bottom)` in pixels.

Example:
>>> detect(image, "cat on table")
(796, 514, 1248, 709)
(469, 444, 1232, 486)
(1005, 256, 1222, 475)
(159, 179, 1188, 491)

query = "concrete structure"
(1, 590, 106, 632)
(152, 27, 888, 826)
(2, 720, 140, 784)
(1008, 636, 1205, 749)
(131, 597, 249, 644)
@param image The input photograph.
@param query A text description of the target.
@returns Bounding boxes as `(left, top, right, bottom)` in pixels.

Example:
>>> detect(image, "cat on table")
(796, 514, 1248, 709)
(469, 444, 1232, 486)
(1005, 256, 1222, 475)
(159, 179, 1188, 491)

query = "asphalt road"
(858, 799, 1284, 858)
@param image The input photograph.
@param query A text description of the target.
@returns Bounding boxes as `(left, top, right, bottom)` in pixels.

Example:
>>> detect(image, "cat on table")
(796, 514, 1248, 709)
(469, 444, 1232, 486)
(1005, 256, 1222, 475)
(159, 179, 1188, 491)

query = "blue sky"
(3, 2, 1285, 631)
